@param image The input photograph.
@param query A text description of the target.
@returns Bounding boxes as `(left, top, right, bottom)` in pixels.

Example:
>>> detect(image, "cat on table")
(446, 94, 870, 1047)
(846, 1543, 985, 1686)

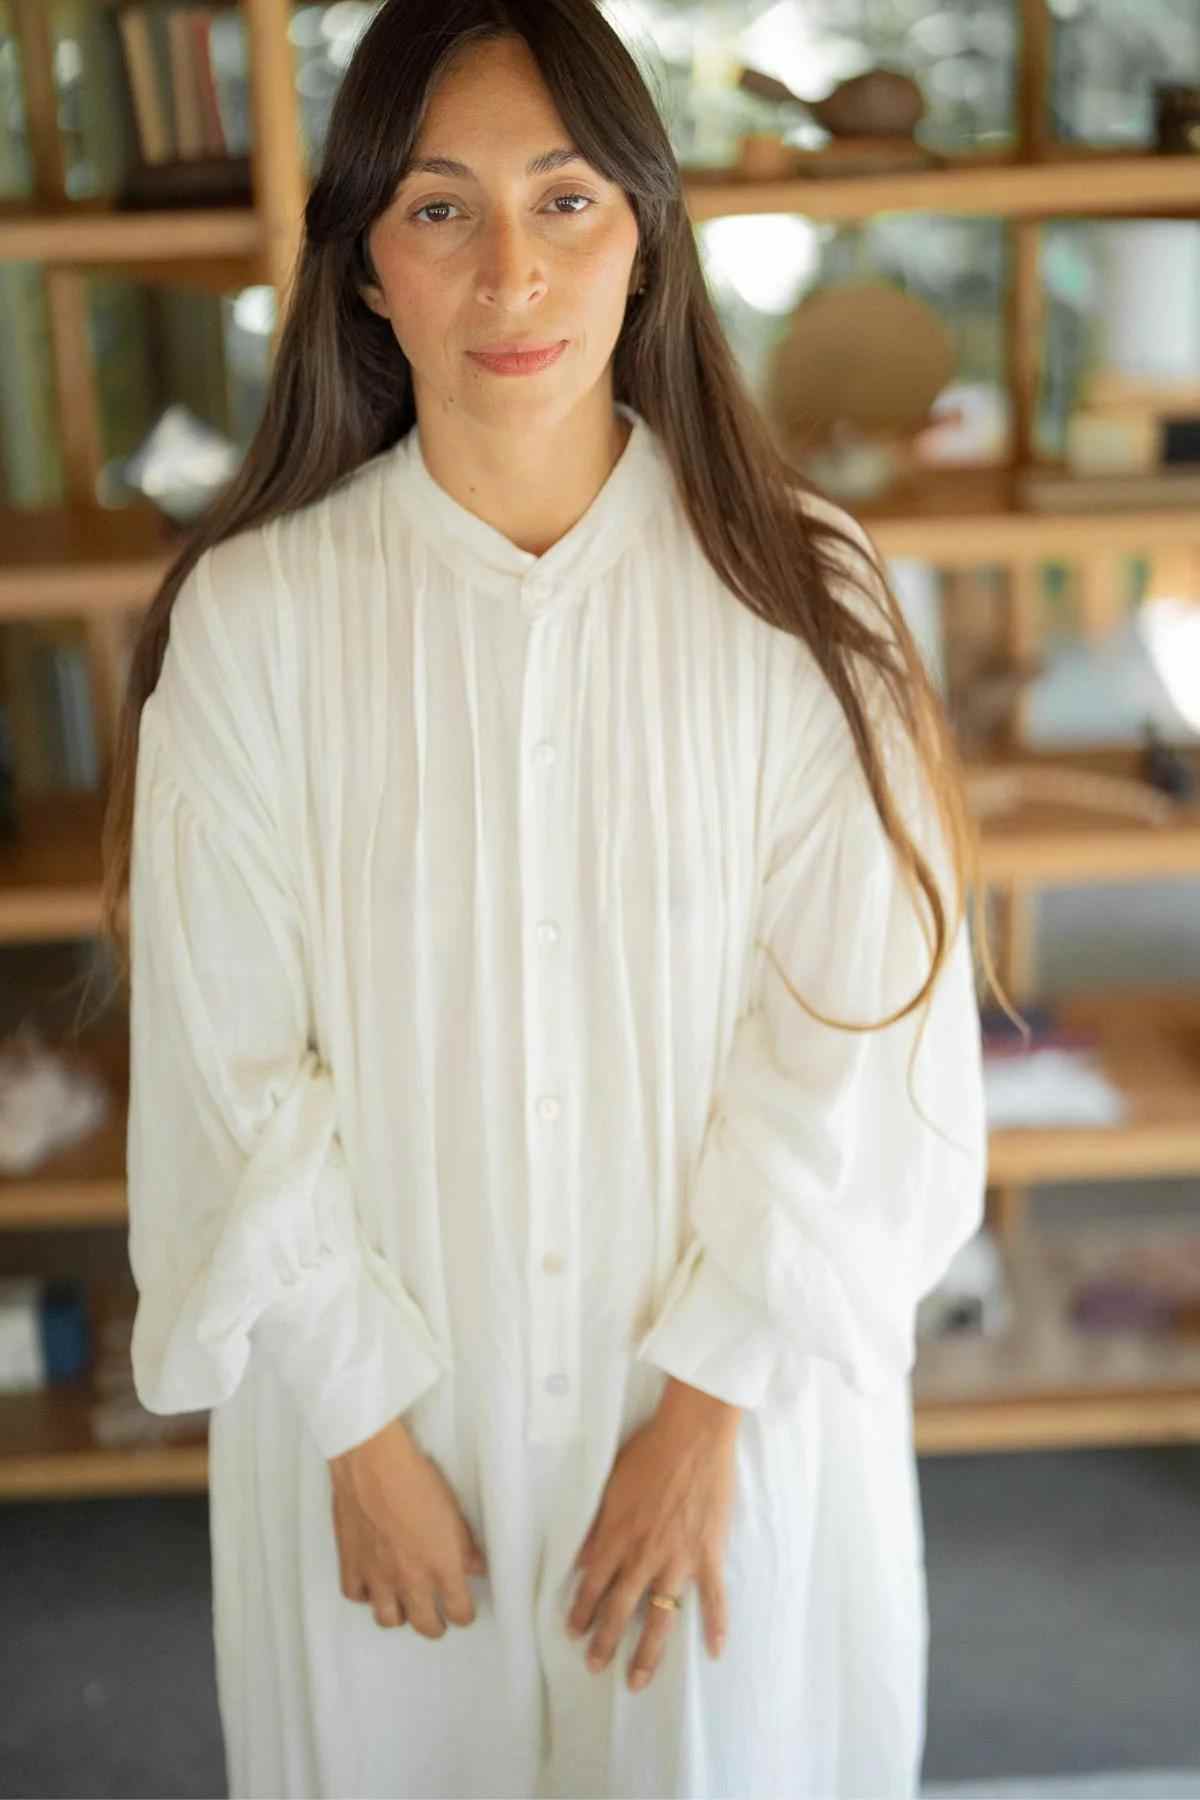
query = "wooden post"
(988, 0, 1054, 1243)
(243, 0, 308, 355)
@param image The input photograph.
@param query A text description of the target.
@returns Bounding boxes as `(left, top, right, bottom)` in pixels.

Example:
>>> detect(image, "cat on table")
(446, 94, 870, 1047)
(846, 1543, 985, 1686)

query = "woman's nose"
(475, 217, 547, 304)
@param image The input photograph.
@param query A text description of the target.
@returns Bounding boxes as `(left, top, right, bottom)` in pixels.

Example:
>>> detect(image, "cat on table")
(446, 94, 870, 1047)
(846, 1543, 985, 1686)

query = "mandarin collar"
(389, 402, 667, 614)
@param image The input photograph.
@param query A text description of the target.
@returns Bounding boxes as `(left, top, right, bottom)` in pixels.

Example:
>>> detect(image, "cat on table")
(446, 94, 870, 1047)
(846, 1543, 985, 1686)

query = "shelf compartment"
(0, 1375, 207, 1500)
(970, 744, 1200, 884)
(683, 147, 1200, 226)
(915, 1216, 1200, 1454)
(0, 501, 182, 616)
(985, 986, 1200, 1186)
(0, 1030, 129, 1230)
(0, 789, 110, 941)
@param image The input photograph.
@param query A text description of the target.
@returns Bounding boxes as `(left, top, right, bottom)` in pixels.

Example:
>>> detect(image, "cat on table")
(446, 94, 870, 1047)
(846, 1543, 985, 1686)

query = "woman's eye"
(411, 193, 595, 226)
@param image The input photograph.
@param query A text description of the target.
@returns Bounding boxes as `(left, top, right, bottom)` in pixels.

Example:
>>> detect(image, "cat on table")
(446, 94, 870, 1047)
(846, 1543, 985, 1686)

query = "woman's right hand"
(328, 1417, 488, 1636)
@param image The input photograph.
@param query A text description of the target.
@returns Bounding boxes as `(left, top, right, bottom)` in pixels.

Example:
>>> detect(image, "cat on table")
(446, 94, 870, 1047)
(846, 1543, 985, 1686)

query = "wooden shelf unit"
(0, 1376, 208, 1499)
(0, 1029, 129, 1231)
(0, 788, 114, 941)
(0, 502, 189, 617)
(915, 1218, 1200, 1455)
(0, 0, 1199, 1496)
(985, 987, 1200, 1186)
(970, 744, 1200, 884)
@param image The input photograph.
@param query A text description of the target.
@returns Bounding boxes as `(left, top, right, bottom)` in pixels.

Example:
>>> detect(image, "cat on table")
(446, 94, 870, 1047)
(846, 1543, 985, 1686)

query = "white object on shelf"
(916, 1226, 1013, 1343)
(0, 1277, 43, 1391)
(0, 1030, 109, 1175)
(982, 1046, 1128, 1130)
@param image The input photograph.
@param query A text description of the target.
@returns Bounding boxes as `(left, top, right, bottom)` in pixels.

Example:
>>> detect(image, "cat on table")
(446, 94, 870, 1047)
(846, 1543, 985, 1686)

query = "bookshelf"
(0, 0, 1198, 1495)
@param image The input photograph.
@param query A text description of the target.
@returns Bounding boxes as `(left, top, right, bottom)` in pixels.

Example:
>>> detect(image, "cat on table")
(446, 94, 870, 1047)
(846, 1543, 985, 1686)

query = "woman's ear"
(359, 284, 387, 318)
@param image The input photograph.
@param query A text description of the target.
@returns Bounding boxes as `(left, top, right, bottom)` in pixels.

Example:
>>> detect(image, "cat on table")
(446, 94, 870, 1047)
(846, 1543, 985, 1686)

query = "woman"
(98, 2, 1009, 1795)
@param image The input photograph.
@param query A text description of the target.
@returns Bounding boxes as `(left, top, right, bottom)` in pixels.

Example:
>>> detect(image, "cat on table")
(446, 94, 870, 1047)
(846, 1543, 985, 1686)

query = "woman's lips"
(467, 340, 568, 376)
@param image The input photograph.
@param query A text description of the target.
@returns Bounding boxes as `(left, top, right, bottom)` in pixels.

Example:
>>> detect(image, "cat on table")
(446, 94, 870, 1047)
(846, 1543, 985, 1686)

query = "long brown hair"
(89, 0, 1019, 1134)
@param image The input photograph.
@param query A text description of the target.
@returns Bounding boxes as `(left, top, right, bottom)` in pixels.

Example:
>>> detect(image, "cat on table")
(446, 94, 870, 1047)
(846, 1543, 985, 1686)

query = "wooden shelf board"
(0, 1029, 129, 1230)
(986, 987, 1200, 1186)
(0, 789, 109, 941)
(916, 1384, 1200, 1453)
(971, 743, 1200, 884)
(683, 147, 1200, 226)
(915, 1216, 1200, 1454)
(0, 501, 184, 615)
(858, 463, 1200, 562)
(0, 1376, 208, 1499)
(0, 200, 262, 270)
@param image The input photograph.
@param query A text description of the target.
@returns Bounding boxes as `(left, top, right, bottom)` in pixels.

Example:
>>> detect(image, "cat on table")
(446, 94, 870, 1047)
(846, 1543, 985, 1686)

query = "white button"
(542, 1251, 565, 1274)
(533, 740, 557, 767)
(545, 1372, 569, 1395)
(537, 1095, 561, 1121)
(536, 920, 560, 946)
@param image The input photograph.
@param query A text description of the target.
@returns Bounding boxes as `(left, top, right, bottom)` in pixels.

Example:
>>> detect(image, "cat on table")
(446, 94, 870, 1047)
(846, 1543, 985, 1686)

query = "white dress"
(125, 400, 987, 1800)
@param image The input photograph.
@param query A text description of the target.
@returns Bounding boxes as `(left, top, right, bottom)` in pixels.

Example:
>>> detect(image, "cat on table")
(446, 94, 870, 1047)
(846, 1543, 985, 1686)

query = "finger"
(403, 1584, 449, 1640)
(584, 1570, 649, 1672)
(341, 1565, 370, 1603)
(627, 1561, 689, 1692)
(437, 1567, 477, 1628)
(331, 1495, 368, 1602)
(574, 1512, 601, 1570)
(462, 1521, 488, 1576)
(370, 1587, 405, 1630)
(567, 1537, 623, 1638)
(697, 1558, 727, 1658)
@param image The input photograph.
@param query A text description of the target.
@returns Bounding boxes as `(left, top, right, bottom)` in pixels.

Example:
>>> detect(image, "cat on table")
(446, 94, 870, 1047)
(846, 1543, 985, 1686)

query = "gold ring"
(648, 1591, 681, 1612)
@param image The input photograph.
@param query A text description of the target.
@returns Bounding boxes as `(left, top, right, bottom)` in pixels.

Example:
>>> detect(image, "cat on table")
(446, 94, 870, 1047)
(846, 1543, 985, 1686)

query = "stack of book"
(107, 0, 251, 205)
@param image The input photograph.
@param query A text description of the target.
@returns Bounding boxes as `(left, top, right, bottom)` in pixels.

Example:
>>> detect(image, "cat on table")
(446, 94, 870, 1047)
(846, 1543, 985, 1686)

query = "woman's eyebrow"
(402, 146, 587, 181)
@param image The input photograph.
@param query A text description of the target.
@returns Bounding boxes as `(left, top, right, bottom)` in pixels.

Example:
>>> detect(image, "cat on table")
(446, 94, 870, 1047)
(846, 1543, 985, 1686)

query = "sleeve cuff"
(633, 1240, 796, 1412)
(249, 1246, 450, 1460)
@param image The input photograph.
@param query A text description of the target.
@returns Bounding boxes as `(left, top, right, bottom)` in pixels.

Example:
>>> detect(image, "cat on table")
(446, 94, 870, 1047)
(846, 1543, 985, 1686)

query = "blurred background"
(1, 2, 1200, 1795)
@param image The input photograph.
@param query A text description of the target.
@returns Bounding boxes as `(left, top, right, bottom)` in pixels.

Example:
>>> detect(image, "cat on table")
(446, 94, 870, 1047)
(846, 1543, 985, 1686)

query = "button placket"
(519, 607, 579, 1445)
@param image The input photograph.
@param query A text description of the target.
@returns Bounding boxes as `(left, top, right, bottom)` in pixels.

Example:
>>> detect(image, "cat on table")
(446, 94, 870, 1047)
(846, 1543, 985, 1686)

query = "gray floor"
(2, 1441, 1200, 1799)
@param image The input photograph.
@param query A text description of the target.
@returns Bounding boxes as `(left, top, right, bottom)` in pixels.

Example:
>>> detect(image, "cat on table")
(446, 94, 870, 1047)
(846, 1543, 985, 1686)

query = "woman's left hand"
(566, 1385, 739, 1692)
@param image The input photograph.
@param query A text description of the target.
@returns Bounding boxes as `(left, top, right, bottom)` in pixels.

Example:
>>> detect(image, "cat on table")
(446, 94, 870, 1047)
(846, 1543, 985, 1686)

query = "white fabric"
(126, 401, 987, 1799)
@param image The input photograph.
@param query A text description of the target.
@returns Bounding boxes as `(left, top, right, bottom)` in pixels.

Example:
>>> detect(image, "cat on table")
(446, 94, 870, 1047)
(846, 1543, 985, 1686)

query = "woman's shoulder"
(175, 444, 396, 662)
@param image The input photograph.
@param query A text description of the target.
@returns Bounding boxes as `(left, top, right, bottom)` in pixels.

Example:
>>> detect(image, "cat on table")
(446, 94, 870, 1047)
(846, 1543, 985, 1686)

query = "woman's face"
(359, 35, 641, 427)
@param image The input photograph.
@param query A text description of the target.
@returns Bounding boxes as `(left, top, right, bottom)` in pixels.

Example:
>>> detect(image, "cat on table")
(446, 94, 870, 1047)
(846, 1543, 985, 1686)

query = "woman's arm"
(634, 667, 987, 1412)
(125, 560, 449, 1461)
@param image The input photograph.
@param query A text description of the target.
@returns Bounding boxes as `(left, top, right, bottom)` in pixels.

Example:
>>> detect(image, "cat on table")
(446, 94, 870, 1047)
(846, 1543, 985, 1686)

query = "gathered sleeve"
(634, 635, 988, 1413)
(125, 553, 449, 1461)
